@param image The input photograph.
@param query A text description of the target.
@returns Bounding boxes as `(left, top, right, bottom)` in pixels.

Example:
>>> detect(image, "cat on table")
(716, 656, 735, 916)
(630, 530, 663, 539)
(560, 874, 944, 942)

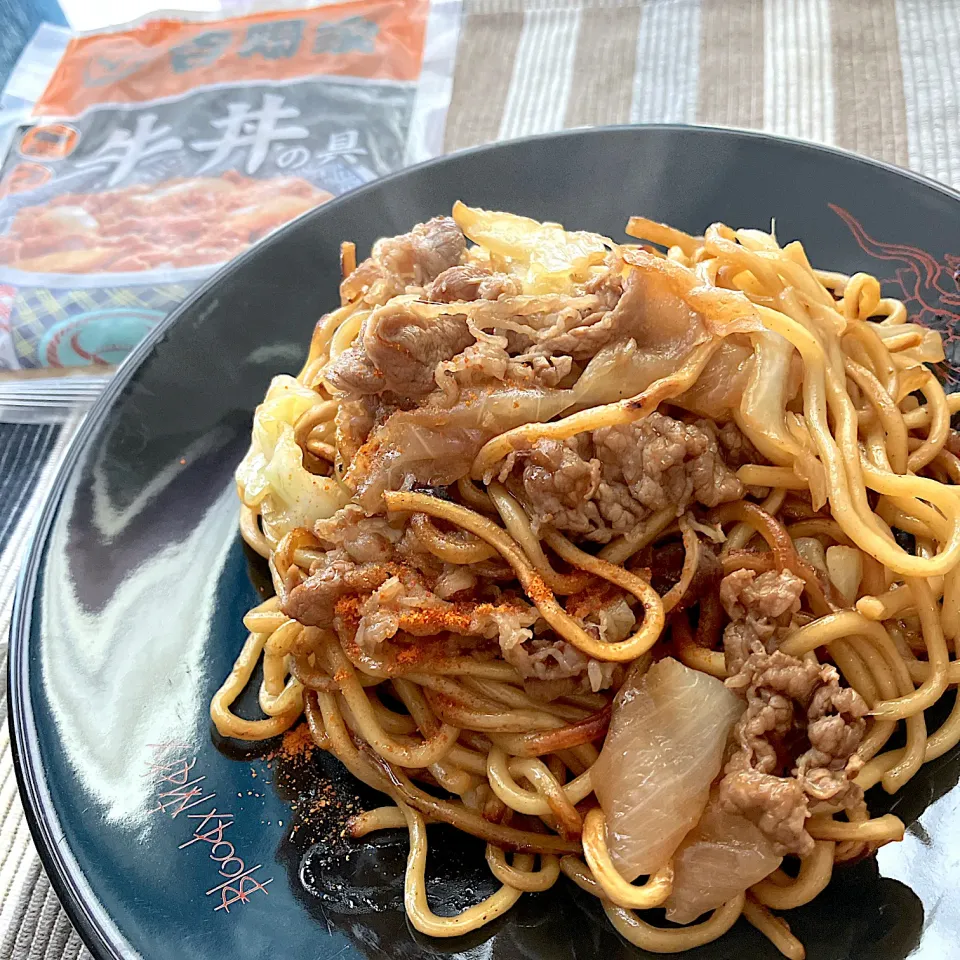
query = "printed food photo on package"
(0, 0, 459, 373)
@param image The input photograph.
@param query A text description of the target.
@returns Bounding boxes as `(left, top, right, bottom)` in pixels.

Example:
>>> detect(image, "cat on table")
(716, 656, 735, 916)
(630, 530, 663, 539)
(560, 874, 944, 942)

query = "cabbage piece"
(346, 384, 573, 511)
(664, 792, 782, 924)
(901, 337, 945, 366)
(236, 374, 348, 537)
(258, 427, 348, 536)
(571, 251, 761, 418)
(675, 338, 756, 419)
(739, 330, 802, 467)
(794, 537, 828, 578)
(573, 336, 755, 420)
(453, 201, 609, 295)
(872, 321, 945, 364)
(593, 657, 743, 881)
(237, 375, 319, 502)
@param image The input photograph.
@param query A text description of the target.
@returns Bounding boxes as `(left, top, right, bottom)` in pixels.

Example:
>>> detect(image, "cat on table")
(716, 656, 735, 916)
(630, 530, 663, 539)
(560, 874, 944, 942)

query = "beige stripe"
(466, 0, 642, 14)
(443, 10, 525, 152)
(498, 5, 582, 140)
(696, 0, 764, 128)
(564, 4, 642, 128)
(831, 0, 908, 166)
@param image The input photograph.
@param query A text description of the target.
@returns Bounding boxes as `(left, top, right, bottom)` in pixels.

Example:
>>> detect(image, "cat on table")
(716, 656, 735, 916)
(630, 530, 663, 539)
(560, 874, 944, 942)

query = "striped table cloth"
(2, 0, 959, 956)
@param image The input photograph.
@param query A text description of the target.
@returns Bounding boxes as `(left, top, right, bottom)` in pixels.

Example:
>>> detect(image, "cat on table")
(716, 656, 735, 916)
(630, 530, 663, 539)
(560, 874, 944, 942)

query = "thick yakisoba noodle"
(213, 204, 960, 958)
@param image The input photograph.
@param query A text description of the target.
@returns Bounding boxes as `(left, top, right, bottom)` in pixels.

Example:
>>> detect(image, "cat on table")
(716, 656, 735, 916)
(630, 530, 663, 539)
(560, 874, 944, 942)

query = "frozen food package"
(0, 0, 460, 374)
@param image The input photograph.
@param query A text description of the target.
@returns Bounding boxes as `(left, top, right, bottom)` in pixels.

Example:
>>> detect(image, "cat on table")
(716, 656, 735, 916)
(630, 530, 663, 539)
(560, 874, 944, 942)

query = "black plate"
(10, 126, 960, 960)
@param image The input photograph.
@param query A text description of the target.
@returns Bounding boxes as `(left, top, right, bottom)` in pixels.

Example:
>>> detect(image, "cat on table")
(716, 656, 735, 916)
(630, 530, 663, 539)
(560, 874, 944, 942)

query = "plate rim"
(9, 122, 960, 960)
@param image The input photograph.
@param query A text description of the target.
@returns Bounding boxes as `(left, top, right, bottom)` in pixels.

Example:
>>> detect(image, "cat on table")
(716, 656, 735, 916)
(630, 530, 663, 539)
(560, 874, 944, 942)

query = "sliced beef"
(348, 574, 538, 653)
(341, 216, 467, 303)
(728, 680, 796, 776)
(330, 217, 470, 398)
(517, 437, 603, 534)
(716, 420, 765, 468)
(718, 765, 813, 857)
(719, 653, 868, 855)
(504, 635, 587, 680)
(284, 550, 399, 627)
(719, 569, 804, 673)
(595, 416, 743, 509)
(726, 649, 824, 704)
(506, 413, 743, 543)
(284, 544, 538, 655)
(719, 652, 816, 858)
(325, 346, 386, 397)
(720, 568, 805, 623)
(717, 567, 869, 856)
(436, 335, 573, 395)
(793, 683, 867, 802)
(326, 301, 474, 400)
(720, 620, 759, 678)
(375, 217, 467, 285)
(507, 354, 574, 387)
(503, 636, 620, 693)
(426, 264, 522, 302)
(517, 264, 640, 362)
(290, 503, 618, 692)
(344, 384, 574, 511)
(314, 504, 403, 563)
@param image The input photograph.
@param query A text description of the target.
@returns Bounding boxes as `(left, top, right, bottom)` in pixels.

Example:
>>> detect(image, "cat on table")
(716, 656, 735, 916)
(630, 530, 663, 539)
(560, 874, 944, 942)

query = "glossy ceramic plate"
(10, 126, 960, 960)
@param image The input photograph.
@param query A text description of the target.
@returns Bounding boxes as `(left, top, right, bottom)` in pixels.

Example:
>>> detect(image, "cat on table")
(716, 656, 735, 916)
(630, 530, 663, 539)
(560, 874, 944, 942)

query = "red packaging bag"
(0, 0, 459, 372)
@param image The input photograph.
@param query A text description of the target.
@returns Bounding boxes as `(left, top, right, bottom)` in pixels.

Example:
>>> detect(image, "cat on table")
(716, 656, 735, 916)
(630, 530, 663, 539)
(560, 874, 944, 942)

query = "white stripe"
(404, 0, 462, 164)
(629, 0, 701, 123)
(895, 0, 960, 187)
(763, 0, 835, 143)
(498, 3, 582, 140)
(0, 23, 71, 106)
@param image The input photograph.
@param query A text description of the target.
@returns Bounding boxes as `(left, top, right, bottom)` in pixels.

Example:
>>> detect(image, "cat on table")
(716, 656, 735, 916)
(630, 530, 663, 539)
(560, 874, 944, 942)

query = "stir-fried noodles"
(213, 203, 960, 957)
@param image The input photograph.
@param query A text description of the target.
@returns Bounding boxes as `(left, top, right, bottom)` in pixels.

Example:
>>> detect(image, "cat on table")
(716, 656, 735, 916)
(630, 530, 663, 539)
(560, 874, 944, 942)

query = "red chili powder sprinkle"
(280, 723, 316, 762)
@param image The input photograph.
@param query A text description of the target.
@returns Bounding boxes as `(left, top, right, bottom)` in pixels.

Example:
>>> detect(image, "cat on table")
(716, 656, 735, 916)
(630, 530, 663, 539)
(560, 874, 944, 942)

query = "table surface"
(2, 0, 960, 956)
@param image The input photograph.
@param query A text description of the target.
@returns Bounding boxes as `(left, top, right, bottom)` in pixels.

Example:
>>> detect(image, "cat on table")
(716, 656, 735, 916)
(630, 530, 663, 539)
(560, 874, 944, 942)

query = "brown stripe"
(564, 4, 642, 129)
(696, 0, 764, 129)
(831, 0, 909, 167)
(443, 9, 525, 153)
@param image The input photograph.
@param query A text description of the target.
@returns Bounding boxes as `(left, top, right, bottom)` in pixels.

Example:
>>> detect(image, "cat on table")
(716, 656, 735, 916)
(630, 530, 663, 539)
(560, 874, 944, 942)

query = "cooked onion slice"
(593, 657, 743, 881)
